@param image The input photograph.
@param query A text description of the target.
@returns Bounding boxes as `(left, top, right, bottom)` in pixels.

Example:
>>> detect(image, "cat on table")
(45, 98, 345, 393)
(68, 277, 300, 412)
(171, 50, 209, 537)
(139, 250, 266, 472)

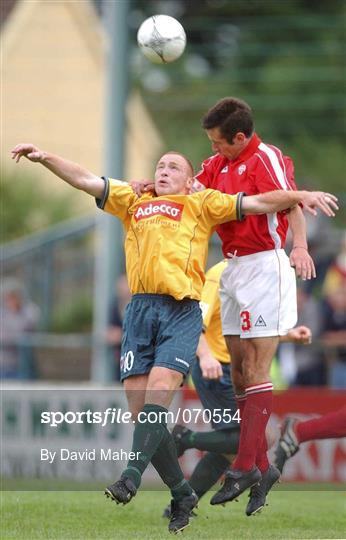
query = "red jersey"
(195, 133, 297, 257)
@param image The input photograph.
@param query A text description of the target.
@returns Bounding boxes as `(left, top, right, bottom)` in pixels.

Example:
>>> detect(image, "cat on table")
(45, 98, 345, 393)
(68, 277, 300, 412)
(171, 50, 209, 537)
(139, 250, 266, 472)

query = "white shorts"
(220, 249, 297, 338)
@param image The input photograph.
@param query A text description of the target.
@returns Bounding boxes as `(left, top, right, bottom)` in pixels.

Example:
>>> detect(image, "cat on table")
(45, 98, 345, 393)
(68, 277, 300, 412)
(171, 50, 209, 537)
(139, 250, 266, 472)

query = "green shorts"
(120, 294, 202, 381)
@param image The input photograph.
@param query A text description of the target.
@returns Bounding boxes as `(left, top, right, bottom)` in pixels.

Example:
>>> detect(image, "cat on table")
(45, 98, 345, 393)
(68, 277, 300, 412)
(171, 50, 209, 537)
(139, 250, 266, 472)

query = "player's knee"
(232, 371, 245, 394)
(148, 378, 172, 393)
(243, 363, 270, 386)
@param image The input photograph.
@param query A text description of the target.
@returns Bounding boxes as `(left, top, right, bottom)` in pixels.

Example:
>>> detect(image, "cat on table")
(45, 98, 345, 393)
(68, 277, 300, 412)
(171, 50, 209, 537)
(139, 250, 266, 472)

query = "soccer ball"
(137, 15, 186, 64)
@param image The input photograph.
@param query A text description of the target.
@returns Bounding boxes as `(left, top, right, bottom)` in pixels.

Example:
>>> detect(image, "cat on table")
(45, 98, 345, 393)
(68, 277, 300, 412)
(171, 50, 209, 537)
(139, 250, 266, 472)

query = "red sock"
(232, 382, 273, 472)
(236, 394, 246, 422)
(296, 406, 346, 443)
(234, 395, 246, 463)
(255, 434, 269, 473)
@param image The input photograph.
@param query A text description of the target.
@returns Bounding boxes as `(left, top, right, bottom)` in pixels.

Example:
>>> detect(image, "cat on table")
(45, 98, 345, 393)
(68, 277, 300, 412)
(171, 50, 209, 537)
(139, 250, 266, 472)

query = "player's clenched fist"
(11, 143, 44, 163)
(286, 325, 312, 345)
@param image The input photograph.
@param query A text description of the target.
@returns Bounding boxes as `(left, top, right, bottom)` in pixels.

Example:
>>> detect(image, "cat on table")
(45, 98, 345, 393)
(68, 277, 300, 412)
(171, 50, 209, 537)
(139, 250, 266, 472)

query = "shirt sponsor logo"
(238, 164, 246, 175)
(134, 200, 184, 222)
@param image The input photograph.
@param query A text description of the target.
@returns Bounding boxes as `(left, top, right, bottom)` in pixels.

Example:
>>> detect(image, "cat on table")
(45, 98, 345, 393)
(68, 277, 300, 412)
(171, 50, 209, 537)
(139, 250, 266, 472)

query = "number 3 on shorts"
(240, 310, 251, 331)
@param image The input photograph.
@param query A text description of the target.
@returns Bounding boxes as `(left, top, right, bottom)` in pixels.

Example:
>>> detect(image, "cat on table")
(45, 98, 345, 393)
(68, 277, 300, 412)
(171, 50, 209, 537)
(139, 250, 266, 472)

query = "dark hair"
(161, 151, 195, 177)
(202, 97, 254, 143)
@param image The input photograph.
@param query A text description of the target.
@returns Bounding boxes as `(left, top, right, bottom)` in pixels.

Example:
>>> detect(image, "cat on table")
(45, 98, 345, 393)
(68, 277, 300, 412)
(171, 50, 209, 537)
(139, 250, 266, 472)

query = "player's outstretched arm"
(242, 190, 338, 217)
(11, 143, 105, 198)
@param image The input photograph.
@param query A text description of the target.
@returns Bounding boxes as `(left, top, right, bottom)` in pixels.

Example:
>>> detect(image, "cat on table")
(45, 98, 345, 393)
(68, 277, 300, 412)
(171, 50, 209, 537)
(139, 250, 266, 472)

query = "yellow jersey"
(200, 261, 230, 364)
(98, 178, 242, 301)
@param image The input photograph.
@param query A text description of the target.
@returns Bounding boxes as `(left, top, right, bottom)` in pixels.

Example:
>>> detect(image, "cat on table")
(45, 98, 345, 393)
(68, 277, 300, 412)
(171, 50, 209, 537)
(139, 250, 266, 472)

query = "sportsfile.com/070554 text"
(40, 408, 241, 427)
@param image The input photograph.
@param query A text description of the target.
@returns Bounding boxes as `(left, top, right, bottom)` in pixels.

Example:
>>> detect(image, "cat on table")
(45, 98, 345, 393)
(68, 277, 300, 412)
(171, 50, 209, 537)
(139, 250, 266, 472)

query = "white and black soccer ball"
(137, 15, 186, 64)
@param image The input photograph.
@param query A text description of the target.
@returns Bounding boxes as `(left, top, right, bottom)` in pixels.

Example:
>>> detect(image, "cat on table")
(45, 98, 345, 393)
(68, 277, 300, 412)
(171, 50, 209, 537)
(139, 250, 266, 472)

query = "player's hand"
(301, 191, 338, 217)
(286, 325, 312, 345)
(199, 355, 223, 380)
(191, 179, 206, 192)
(289, 247, 316, 280)
(11, 143, 44, 163)
(130, 179, 155, 197)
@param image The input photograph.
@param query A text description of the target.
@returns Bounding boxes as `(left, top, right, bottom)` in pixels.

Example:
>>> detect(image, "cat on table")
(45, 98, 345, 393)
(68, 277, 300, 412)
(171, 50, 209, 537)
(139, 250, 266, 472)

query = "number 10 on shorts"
(240, 310, 251, 331)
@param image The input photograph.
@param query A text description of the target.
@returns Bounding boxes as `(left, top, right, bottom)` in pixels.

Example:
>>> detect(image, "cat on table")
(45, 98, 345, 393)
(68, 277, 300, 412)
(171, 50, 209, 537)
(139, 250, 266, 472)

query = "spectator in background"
(320, 232, 346, 388)
(321, 231, 346, 298)
(0, 278, 40, 379)
(299, 213, 339, 297)
(106, 274, 131, 380)
(290, 287, 324, 386)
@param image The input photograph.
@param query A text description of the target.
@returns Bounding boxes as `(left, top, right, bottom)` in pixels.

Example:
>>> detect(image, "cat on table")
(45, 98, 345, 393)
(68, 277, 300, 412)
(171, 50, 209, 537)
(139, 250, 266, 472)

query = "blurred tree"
(2, 172, 73, 242)
(131, 0, 345, 208)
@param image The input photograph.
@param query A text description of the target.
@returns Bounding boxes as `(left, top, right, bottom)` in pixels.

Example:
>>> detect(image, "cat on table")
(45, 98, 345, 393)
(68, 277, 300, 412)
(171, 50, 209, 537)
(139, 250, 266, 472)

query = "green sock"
(189, 452, 230, 499)
(122, 403, 168, 489)
(151, 427, 193, 501)
(185, 428, 240, 454)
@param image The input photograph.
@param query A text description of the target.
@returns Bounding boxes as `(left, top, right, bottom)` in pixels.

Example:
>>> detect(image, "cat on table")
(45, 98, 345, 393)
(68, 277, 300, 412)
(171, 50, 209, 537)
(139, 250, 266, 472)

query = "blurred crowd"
(0, 278, 40, 379)
(278, 228, 346, 389)
(1, 230, 345, 387)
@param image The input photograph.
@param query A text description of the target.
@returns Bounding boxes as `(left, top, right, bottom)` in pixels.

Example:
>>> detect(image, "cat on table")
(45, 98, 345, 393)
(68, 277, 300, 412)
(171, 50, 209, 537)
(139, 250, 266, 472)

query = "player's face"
(154, 154, 192, 196)
(206, 127, 246, 160)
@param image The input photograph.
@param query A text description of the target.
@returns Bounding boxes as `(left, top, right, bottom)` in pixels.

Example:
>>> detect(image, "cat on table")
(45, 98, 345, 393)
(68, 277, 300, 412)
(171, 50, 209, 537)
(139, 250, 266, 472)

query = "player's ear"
(185, 176, 193, 194)
(234, 132, 247, 144)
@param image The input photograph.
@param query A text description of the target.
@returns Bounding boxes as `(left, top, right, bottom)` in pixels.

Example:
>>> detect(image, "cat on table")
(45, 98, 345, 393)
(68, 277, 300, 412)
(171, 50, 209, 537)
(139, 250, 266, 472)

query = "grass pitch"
(2, 483, 345, 539)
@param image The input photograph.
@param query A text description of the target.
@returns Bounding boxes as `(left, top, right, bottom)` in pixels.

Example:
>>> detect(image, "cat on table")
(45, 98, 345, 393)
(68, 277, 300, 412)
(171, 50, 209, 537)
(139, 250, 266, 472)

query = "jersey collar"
(232, 132, 261, 164)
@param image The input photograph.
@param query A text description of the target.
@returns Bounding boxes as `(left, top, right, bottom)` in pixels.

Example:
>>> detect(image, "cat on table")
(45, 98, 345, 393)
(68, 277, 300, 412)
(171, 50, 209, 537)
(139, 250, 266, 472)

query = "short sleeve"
(254, 146, 296, 193)
(284, 156, 298, 190)
(200, 190, 244, 225)
(95, 177, 137, 223)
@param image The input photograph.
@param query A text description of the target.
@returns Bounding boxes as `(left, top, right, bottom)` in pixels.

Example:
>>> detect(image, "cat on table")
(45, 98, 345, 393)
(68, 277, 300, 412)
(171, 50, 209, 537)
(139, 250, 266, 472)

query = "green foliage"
(286, 135, 345, 192)
(49, 293, 93, 333)
(1, 171, 73, 243)
(133, 0, 346, 208)
(285, 135, 346, 228)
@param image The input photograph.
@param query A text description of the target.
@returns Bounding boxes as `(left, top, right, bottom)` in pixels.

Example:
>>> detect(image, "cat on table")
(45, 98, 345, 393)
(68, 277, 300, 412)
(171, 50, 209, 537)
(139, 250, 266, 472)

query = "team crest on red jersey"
(238, 164, 247, 175)
(134, 200, 184, 222)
